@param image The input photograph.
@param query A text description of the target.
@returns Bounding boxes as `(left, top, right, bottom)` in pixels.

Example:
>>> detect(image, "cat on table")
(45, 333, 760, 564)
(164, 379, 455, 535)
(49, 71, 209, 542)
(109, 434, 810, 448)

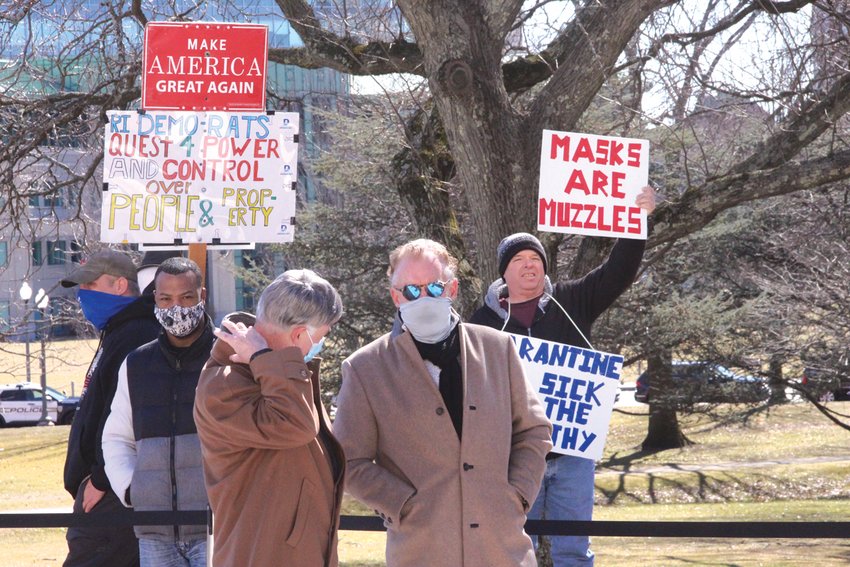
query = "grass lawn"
(0, 340, 848, 565)
(605, 404, 850, 464)
(0, 338, 99, 396)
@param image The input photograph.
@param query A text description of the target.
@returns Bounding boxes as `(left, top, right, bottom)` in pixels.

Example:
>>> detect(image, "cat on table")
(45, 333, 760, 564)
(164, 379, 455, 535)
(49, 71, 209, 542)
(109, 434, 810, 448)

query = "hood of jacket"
(482, 275, 554, 321)
(210, 311, 256, 364)
(103, 294, 156, 333)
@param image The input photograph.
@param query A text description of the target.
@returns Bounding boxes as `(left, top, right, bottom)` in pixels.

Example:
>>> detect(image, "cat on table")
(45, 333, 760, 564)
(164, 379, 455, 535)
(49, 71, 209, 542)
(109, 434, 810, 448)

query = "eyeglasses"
(394, 280, 449, 301)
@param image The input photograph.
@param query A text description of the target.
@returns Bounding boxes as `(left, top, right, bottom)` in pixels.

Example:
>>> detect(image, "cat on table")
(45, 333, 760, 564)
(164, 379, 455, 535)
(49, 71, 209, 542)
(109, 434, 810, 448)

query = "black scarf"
(413, 324, 463, 438)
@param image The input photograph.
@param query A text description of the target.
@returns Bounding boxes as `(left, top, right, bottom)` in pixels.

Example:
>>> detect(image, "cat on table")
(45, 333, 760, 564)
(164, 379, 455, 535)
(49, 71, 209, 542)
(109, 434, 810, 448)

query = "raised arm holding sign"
(470, 153, 656, 566)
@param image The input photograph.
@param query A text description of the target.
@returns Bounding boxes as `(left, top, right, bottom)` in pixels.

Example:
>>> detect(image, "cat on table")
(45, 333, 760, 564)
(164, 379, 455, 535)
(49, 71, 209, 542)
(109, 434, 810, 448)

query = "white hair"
(256, 269, 343, 330)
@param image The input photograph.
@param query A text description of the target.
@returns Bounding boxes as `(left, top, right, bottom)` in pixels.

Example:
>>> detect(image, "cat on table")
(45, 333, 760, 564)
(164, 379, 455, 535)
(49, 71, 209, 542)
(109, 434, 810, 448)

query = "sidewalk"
(596, 455, 850, 476)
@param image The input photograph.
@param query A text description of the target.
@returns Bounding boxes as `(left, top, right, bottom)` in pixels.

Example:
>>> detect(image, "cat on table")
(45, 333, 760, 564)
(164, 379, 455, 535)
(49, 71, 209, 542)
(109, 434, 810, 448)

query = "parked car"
(801, 367, 850, 402)
(0, 383, 80, 426)
(45, 386, 81, 425)
(635, 362, 769, 405)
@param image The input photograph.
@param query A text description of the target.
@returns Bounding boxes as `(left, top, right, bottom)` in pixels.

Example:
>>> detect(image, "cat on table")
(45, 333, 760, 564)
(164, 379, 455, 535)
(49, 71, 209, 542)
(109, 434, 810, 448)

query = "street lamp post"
(18, 282, 32, 383)
(34, 289, 50, 426)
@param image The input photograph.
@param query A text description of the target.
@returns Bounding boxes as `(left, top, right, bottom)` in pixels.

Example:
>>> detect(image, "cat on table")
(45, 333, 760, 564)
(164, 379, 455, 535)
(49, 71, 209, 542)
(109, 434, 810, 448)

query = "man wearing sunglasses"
(470, 186, 657, 566)
(334, 238, 553, 567)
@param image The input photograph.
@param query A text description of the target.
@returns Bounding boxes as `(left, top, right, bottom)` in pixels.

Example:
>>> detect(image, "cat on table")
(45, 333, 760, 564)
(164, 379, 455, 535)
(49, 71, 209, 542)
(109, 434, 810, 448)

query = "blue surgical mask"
(304, 329, 325, 363)
(77, 289, 137, 331)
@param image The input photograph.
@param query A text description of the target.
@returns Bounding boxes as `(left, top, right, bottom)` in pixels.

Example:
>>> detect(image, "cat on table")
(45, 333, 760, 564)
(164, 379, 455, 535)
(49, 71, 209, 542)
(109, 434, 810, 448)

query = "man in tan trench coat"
(334, 239, 553, 567)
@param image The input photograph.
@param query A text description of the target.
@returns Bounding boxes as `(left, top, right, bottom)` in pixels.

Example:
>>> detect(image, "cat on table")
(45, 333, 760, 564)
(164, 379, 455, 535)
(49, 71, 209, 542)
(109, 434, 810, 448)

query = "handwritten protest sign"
(510, 334, 621, 461)
(538, 130, 649, 239)
(101, 110, 298, 245)
(143, 22, 268, 111)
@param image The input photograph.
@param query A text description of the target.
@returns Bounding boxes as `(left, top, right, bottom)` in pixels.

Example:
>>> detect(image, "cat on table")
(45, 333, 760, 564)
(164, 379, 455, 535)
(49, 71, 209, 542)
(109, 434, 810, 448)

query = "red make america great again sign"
(142, 22, 268, 111)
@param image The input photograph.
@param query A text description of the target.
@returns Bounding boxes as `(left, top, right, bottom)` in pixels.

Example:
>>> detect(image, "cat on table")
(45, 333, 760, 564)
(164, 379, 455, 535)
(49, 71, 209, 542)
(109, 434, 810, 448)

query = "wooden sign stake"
(188, 243, 208, 286)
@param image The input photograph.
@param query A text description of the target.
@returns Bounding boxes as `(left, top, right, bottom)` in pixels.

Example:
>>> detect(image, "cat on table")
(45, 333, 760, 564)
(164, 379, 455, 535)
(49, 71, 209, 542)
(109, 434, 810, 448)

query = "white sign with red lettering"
(101, 110, 298, 245)
(142, 22, 268, 111)
(538, 130, 649, 239)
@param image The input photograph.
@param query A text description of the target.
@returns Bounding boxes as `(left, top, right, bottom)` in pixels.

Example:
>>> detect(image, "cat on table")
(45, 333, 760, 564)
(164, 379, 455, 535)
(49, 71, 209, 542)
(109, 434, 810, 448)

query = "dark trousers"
(63, 479, 140, 567)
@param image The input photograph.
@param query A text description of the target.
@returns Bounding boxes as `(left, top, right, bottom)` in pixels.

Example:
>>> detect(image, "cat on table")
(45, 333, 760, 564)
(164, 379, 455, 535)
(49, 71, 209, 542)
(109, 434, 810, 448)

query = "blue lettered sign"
(510, 334, 622, 461)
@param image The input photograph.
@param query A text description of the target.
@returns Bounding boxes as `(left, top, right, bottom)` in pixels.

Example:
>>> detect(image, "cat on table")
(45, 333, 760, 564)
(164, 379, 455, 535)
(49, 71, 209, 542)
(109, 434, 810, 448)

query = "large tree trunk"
(391, 104, 482, 316)
(767, 354, 788, 405)
(641, 350, 692, 450)
(536, 538, 553, 567)
(395, 1, 525, 285)
(394, 1, 667, 284)
(643, 406, 691, 451)
(569, 237, 615, 279)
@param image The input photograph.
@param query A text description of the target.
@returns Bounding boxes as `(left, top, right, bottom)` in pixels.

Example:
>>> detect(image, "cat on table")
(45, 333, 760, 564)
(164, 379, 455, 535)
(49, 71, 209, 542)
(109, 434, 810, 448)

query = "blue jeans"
(139, 538, 206, 567)
(528, 455, 595, 566)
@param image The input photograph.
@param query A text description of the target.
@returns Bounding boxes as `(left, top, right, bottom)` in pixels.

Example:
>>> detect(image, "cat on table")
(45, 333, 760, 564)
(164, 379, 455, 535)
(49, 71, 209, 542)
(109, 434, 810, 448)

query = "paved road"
(615, 383, 641, 408)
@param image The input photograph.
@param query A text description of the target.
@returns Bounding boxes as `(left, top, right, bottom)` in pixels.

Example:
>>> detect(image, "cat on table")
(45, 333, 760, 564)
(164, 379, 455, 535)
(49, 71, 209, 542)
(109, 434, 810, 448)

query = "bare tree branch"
(270, 0, 425, 75)
(652, 147, 850, 246)
(525, 1, 674, 138)
(625, 0, 816, 74)
(130, 0, 148, 27)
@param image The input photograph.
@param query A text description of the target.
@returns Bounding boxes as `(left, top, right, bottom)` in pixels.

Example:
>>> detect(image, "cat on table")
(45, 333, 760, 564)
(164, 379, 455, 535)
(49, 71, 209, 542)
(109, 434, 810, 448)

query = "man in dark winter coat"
(469, 186, 656, 566)
(103, 257, 212, 567)
(60, 250, 160, 567)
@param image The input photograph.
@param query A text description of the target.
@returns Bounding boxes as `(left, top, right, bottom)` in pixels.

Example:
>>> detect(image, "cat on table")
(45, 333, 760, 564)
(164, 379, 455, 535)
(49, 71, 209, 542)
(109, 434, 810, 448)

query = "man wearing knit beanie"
(471, 185, 657, 567)
(496, 233, 548, 279)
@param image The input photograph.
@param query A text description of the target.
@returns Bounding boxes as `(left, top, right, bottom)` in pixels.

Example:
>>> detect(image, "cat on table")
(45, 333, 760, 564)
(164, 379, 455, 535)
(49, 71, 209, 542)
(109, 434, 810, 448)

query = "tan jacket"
(334, 322, 552, 567)
(193, 313, 345, 567)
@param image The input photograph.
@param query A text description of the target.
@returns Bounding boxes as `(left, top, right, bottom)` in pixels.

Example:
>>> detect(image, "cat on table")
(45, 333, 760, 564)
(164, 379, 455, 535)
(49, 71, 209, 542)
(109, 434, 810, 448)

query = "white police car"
(0, 383, 68, 426)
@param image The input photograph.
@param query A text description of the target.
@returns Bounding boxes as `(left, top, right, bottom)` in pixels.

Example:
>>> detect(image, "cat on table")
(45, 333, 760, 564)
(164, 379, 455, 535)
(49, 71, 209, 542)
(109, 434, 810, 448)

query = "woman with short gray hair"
(194, 269, 345, 567)
(256, 269, 343, 332)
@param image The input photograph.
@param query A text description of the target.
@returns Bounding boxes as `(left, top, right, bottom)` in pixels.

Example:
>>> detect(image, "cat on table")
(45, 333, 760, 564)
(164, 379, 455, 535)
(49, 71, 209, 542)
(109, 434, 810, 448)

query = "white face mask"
(399, 296, 455, 343)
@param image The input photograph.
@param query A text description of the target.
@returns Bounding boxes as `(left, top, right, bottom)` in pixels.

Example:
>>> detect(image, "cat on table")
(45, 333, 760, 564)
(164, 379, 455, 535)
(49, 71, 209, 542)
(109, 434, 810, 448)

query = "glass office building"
(0, 1, 350, 331)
